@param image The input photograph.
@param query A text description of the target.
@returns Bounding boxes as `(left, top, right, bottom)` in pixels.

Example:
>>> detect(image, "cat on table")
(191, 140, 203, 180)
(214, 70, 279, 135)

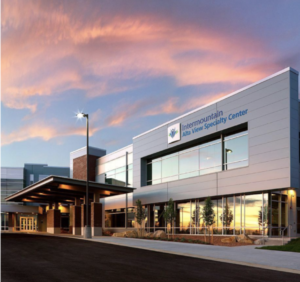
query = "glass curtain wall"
(1, 213, 9, 230)
(154, 204, 166, 231)
(176, 201, 191, 234)
(222, 197, 234, 235)
(97, 153, 133, 187)
(1, 179, 24, 205)
(173, 193, 270, 236)
(271, 194, 288, 236)
(147, 130, 248, 186)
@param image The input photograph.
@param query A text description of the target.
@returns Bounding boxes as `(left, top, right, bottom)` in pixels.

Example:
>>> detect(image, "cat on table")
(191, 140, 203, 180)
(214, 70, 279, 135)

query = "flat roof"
(5, 175, 135, 204)
(70, 146, 106, 154)
(133, 67, 299, 139)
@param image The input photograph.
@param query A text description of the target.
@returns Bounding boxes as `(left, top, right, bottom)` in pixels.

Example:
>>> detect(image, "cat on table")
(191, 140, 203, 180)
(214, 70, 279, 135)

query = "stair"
(263, 238, 291, 246)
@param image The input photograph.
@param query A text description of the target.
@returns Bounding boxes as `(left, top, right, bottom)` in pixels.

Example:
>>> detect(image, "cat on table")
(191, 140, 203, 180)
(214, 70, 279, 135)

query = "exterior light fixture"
(75, 111, 91, 239)
(224, 149, 233, 170)
(76, 112, 87, 119)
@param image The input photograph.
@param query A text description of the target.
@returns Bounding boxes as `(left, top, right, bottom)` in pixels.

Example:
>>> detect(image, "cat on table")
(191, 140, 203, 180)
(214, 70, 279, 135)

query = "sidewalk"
(89, 236, 300, 273)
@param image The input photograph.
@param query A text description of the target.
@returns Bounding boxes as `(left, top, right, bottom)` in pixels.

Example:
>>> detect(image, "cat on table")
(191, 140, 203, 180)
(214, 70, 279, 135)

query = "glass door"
(20, 217, 27, 231)
(20, 217, 35, 231)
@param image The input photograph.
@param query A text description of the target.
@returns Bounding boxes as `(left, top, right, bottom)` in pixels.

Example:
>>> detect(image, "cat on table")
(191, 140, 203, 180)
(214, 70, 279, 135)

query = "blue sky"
(2, 0, 300, 167)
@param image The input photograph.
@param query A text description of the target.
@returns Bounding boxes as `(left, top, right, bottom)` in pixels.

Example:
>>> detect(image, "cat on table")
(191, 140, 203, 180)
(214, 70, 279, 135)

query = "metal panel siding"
(97, 145, 132, 165)
(130, 69, 298, 205)
(290, 74, 299, 187)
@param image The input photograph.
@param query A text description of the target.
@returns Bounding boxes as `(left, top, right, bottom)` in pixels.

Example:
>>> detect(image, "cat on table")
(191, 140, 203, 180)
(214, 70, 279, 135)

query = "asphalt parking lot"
(2, 233, 299, 282)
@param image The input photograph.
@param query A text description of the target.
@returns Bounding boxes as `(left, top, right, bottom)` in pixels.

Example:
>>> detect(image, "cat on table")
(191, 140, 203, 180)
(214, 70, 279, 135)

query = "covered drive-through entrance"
(5, 175, 134, 236)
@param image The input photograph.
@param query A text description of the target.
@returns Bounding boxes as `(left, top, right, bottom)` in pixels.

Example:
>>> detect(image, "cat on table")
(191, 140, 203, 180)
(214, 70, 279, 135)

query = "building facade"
(3, 67, 300, 238)
(98, 67, 300, 238)
(1, 164, 70, 231)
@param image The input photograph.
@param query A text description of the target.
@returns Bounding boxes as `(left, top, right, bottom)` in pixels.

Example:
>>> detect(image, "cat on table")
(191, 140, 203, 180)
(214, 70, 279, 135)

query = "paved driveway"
(2, 233, 300, 282)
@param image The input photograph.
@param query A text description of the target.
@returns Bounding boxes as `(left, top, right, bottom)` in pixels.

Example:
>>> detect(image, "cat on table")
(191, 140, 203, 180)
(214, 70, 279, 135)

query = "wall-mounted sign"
(168, 123, 181, 144)
(181, 109, 248, 137)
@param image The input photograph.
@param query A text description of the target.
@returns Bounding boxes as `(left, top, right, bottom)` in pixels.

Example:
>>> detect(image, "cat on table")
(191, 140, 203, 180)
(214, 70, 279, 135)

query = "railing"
(280, 225, 292, 245)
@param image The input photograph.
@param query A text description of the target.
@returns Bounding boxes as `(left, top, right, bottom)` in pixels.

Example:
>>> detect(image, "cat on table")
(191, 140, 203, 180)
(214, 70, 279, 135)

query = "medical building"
(3, 67, 300, 239)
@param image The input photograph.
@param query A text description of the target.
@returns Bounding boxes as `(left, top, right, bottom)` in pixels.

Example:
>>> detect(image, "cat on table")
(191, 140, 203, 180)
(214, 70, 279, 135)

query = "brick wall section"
(8, 213, 14, 227)
(72, 206, 82, 228)
(81, 205, 91, 227)
(73, 154, 99, 181)
(91, 203, 102, 228)
(47, 209, 61, 228)
(38, 213, 47, 232)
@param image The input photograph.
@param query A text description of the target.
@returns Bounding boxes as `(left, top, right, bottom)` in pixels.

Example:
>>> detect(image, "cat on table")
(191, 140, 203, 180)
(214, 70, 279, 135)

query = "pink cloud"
(145, 91, 229, 116)
(1, 0, 280, 114)
(1, 110, 102, 146)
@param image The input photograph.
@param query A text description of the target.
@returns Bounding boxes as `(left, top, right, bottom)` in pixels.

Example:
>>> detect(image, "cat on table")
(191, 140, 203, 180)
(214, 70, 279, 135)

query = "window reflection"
(235, 196, 242, 235)
(179, 149, 199, 176)
(199, 140, 222, 175)
(191, 201, 200, 234)
(97, 152, 132, 187)
(224, 131, 248, 170)
(177, 202, 191, 234)
(131, 193, 289, 237)
(245, 194, 263, 235)
(162, 155, 179, 182)
(221, 197, 234, 235)
(154, 204, 165, 230)
(146, 130, 248, 186)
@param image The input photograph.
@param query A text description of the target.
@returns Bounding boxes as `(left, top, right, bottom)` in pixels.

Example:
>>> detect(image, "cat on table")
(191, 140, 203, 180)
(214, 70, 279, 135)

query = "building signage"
(168, 123, 181, 144)
(181, 109, 248, 137)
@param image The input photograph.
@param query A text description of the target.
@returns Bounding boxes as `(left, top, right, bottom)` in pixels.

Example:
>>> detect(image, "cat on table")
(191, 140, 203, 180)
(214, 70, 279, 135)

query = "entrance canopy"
(5, 175, 135, 204)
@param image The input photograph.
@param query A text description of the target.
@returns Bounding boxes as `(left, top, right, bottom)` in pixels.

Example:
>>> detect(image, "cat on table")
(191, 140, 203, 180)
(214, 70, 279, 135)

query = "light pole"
(76, 112, 91, 238)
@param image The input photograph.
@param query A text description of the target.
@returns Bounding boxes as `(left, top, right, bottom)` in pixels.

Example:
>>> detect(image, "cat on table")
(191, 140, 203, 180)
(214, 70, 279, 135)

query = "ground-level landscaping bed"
(256, 238, 300, 253)
(105, 230, 255, 247)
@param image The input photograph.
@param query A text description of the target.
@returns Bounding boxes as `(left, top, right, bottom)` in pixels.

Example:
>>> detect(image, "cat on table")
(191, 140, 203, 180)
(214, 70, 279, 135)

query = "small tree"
(163, 198, 176, 239)
(258, 206, 268, 235)
(135, 199, 146, 237)
(220, 202, 233, 235)
(201, 197, 215, 243)
(191, 204, 200, 234)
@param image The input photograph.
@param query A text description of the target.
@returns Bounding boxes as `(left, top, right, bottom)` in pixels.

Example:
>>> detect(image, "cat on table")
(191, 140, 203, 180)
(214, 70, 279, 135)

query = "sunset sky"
(2, 0, 300, 167)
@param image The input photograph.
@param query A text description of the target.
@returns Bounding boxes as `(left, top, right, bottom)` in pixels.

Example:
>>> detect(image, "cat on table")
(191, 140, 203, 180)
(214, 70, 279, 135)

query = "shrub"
(103, 231, 113, 236)
(188, 239, 193, 243)
(180, 237, 186, 242)
(174, 237, 179, 242)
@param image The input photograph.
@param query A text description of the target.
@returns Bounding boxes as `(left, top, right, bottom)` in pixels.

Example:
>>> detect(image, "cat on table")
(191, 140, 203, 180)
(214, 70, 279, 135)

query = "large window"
(171, 193, 269, 236)
(147, 130, 248, 186)
(271, 194, 288, 236)
(97, 153, 133, 187)
(223, 131, 248, 170)
(244, 194, 263, 235)
(1, 213, 9, 230)
(177, 202, 191, 234)
(105, 208, 135, 228)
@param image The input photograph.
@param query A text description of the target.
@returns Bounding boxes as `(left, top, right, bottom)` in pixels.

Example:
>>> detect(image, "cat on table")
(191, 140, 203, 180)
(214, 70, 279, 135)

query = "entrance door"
(20, 217, 36, 231)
